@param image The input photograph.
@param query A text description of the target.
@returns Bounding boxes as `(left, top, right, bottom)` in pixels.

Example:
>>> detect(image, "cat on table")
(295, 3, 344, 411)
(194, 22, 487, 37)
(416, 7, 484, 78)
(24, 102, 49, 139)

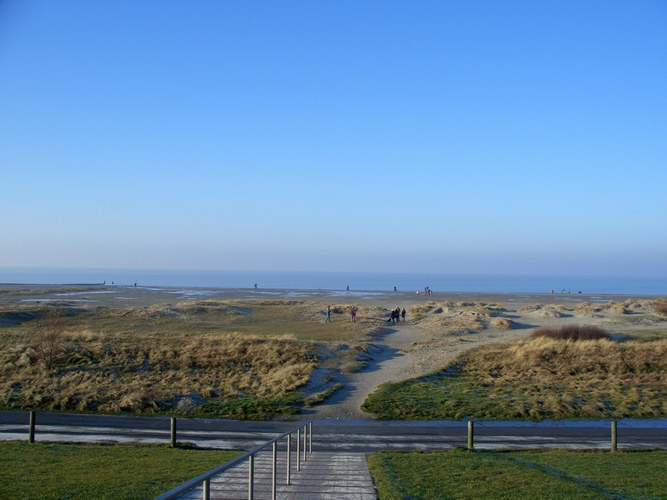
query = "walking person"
(350, 306, 357, 323)
(325, 305, 331, 323)
(401, 308, 406, 322)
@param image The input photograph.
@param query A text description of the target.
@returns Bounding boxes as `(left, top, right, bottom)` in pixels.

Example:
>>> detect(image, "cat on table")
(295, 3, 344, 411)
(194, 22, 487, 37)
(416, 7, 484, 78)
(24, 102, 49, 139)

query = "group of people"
(388, 306, 406, 324)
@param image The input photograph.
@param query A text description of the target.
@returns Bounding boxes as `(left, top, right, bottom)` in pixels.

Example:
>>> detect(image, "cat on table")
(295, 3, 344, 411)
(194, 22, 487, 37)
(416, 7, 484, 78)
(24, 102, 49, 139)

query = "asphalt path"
(1, 411, 665, 451)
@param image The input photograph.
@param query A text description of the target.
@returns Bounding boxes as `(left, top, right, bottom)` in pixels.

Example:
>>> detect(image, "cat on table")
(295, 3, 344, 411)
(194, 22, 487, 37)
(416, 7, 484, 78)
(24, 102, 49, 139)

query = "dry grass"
(468, 336, 665, 388)
(365, 336, 667, 420)
(0, 297, 391, 417)
(0, 330, 317, 414)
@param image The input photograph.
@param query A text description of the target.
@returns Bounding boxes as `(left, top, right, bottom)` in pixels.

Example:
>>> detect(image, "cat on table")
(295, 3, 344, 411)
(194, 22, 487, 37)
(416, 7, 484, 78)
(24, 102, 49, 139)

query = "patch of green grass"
(368, 449, 667, 499)
(0, 441, 241, 500)
(189, 393, 302, 420)
(304, 383, 344, 407)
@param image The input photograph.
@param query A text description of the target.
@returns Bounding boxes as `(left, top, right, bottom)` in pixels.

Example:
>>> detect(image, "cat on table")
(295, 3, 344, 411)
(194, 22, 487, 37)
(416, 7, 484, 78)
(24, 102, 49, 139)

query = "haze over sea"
(1, 268, 666, 296)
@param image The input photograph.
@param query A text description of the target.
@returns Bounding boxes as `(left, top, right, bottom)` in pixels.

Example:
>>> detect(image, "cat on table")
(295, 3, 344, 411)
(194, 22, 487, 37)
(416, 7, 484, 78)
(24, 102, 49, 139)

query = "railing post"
(29, 411, 36, 444)
(202, 478, 210, 500)
(272, 441, 277, 500)
(611, 421, 617, 452)
(248, 454, 254, 500)
(286, 433, 291, 485)
(296, 428, 301, 472)
(170, 417, 177, 448)
(467, 420, 474, 450)
(303, 424, 307, 462)
(309, 422, 312, 454)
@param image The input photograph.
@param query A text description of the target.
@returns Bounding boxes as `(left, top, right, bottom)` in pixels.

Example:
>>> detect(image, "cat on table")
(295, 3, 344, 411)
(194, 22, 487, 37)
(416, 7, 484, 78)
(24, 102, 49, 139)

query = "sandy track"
(307, 321, 534, 420)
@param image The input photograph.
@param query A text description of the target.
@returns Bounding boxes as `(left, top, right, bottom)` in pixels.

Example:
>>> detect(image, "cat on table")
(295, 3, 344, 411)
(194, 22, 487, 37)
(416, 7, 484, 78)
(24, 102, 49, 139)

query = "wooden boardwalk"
(177, 449, 376, 499)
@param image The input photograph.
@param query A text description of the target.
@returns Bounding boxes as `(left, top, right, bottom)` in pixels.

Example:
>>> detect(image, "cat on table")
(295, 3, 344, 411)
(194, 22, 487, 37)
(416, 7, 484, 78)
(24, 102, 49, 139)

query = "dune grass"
(0, 329, 317, 418)
(368, 449, 666, 500)
(0, 298, 388, 419)
(363, 335, 666, 420)
(0, 441, 240, 500)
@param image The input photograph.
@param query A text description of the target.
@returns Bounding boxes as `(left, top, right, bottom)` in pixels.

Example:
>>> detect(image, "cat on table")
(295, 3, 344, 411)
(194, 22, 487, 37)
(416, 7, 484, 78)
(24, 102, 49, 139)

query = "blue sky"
(1, 1, 666, 276)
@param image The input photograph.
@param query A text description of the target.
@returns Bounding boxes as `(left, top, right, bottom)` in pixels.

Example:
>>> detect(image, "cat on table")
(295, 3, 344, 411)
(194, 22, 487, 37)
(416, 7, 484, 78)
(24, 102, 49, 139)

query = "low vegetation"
(0, 298, 389, 419)
(363, 331, 666, 420)
(0, 441, 240, 500)
(368, 449, 667, 499)
(655, 301, 667, 316)
(532, 324, 609, 341)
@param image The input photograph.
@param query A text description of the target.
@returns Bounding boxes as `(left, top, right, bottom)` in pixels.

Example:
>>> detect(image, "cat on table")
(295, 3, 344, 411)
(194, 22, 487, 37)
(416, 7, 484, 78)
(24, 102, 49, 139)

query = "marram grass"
(363, 337, 666, 420)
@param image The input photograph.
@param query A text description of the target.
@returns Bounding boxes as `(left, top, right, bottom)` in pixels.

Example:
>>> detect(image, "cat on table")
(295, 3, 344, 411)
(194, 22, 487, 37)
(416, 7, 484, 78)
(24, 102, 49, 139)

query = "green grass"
(368, 449, 667, 499)
(0, 441, 241, 500)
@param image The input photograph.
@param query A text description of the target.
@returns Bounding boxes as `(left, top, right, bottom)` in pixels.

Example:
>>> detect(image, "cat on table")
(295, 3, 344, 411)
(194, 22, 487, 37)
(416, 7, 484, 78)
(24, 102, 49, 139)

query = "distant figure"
(254, 283, 258, 289)
(134, 282, 137, 287)
(393, 286, 397, 292)
(350, 306, 357, 322)
(401, 308, 406, 322)
(346, 285, 350, 291)
(326, 305, 331, 323)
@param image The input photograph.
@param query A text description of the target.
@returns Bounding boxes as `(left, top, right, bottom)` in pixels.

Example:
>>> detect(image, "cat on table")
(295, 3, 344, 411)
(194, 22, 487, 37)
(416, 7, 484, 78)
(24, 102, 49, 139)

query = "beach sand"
(1, 284, 665, 420)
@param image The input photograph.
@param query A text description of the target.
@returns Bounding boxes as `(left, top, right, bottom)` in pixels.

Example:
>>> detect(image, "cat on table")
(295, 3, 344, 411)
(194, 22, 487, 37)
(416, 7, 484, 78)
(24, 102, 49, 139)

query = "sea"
(1, 268, 666, 295)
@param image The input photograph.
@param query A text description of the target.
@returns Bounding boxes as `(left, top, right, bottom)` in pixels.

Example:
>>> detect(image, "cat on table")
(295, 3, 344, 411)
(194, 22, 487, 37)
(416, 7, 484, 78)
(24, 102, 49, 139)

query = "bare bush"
(532, 325, 610, 341)
(655, 302, 667, 316)
(32, 309, 67, 370)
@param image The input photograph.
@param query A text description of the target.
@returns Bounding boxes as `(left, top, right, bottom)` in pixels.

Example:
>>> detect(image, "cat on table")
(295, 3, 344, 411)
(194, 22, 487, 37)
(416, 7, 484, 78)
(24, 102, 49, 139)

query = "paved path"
(2, 412, 665, 451)
(177, 450, 375, 500)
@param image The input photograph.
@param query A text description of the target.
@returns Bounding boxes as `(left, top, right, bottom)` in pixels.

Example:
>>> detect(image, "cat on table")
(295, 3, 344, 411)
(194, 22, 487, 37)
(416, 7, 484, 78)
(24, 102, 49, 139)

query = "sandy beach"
(1, 284, 665, 420)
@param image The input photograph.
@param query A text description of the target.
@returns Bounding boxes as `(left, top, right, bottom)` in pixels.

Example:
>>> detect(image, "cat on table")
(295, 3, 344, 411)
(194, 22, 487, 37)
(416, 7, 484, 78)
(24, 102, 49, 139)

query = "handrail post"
(467, 420, 474, 450)
(29, 411, 36, 443)
(303, 424, 307, 462)
(248, 454, 254, 500)
(309, 422, 312, 454)
(170, 417, 177, 448)
(286, 433, 291, 485)
(272, 441, 277, 500)
(202, 478, 210, 500)
(296, 428, 301, 472)
(611, 421, 617, 452)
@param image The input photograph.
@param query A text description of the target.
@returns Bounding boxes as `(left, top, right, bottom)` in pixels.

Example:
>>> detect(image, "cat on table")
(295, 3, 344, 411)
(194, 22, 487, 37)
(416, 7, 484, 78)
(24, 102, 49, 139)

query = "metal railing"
(155, 421, 312, 500)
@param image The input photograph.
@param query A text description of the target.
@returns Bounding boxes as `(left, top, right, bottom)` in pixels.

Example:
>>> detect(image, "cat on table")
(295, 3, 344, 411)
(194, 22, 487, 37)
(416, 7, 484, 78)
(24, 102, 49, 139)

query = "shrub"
(655, 302, 667, 316)
(532, 325, 609, 341)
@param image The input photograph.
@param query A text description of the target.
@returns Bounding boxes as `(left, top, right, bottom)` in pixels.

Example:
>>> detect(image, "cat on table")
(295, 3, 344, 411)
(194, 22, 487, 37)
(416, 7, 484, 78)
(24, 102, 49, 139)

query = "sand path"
(308, 323, 445, 420)
(307, 321, 534, 420)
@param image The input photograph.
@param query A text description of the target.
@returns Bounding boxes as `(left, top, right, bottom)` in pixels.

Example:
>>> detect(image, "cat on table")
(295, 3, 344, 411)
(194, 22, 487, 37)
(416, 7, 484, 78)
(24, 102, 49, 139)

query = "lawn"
(0, 441, 241, 500)
(368, 449, 667, 499)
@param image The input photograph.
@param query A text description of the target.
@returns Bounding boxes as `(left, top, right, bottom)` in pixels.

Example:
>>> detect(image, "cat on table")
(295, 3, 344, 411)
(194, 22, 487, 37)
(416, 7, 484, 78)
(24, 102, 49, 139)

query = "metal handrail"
(155, 421, 312, 500)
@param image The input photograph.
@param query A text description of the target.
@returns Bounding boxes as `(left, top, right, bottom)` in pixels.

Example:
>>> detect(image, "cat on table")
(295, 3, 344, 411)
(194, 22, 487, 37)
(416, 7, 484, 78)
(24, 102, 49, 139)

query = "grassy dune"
(363, 335, 666, 420)
(0, 299, 387, 419)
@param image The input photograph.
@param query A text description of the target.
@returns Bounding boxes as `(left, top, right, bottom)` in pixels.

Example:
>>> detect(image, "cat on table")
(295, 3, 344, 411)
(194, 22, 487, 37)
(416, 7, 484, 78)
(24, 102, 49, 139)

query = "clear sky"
(1, 1, 666, 276)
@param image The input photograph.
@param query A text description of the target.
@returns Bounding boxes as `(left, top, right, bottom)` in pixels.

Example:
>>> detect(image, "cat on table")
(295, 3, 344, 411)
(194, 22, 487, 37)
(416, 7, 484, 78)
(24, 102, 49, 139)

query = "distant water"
(1, 268, 666, 295)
